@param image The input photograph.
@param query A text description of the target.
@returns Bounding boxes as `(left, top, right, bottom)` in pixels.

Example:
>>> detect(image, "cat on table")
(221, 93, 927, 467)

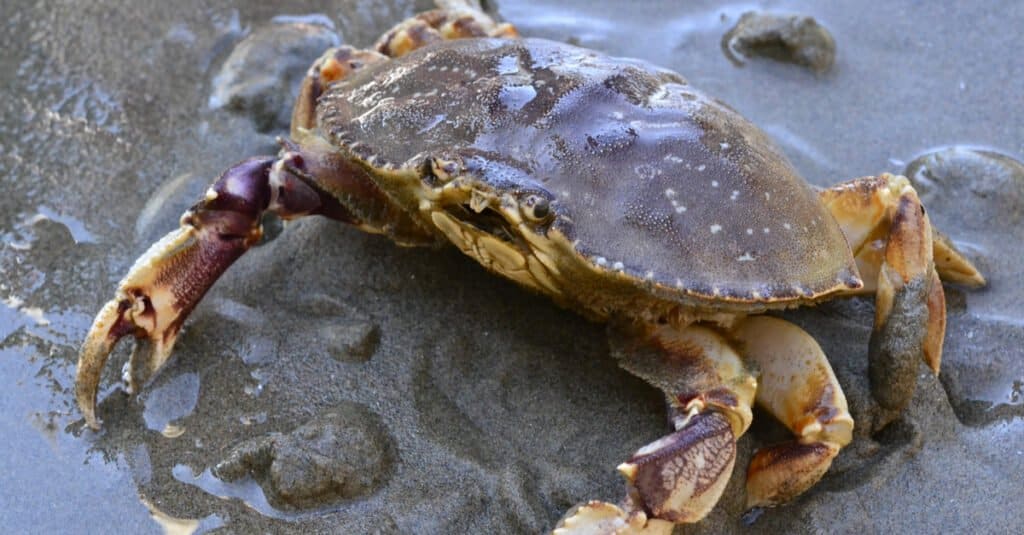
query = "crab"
(75, 5, 985, 533)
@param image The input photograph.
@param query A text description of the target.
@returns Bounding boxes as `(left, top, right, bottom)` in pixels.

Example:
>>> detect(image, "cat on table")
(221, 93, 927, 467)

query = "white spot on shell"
(746, 228, 754, 235)
(675, 205, 687, 213)
(783, 223, 792, 230)
(595, 256, 608, 267)
(720, 142, 731, 151)
(710, 224, 722, 234)
(612, 261, 625, 271)
(737, 252, 755, 262)
(765, 192, 771, 201)
(763, 228, 770, 234)
(496, 55, 519, 74)
(698, 164, 707, 172)
(665, 188, 677, 198)
(730, 190, 739, 201)
(499, 84, 537, 111)
(711, 180, 719, 187)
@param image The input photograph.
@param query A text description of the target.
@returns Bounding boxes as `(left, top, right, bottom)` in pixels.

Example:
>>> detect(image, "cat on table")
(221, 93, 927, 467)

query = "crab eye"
(521, 194, 552, 223)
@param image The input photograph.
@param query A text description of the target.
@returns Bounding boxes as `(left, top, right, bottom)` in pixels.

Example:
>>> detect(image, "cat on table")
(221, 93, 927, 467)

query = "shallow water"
(1, 1, 1022, 533)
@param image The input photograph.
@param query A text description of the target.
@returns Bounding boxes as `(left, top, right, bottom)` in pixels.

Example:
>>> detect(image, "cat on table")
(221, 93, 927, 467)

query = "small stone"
(209, 20, 341, 132)
(213, 403, 395, 509)
(722, 12, 836, 73)
(905, 146, 1024, 230)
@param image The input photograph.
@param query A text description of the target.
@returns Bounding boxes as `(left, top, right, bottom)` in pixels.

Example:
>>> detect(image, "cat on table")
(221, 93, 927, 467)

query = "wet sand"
(0, 1, 1022, 533)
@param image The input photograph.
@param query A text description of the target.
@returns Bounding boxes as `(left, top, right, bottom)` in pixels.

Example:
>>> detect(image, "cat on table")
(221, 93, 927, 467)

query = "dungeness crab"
(75, 5, 985, 533)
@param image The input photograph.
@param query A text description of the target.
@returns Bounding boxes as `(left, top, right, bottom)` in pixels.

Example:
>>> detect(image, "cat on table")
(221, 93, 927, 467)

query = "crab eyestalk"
(76, 155, 338, 429)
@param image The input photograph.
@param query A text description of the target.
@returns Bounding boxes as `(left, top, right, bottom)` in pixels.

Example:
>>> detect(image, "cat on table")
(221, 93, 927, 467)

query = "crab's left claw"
(77, 157, 277, 429)
(820, 174, 985, 430)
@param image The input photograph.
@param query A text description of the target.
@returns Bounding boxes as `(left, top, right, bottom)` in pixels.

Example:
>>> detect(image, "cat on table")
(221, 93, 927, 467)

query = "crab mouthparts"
(443, 202, 518, 243)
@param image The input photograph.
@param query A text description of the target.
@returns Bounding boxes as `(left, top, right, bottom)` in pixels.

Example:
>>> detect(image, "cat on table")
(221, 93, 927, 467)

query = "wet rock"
(209, 19, 341, 132)
(904, 147, 1024, 426)
(213, 402, 395, 509)
(722, 12, 836, 73)
(905, 146, 1024, 230)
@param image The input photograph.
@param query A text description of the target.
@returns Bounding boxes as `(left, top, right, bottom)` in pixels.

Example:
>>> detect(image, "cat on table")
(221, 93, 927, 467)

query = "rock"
(213, 403, 395, 509)
(905, 146, 1024, 230)
(322, 320, 381, 363)
(905, 146, 1024, 426)
(722, 12, 836, 73)
(209, 20, 341, 132)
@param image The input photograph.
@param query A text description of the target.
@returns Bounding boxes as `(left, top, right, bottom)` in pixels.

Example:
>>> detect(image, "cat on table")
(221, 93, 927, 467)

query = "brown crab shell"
(313, 38, 859, 310)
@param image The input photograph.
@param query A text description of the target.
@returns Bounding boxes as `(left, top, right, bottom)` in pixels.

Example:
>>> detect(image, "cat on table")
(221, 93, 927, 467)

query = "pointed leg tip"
(83, 412, 102, 431)
(75, 382, 100, 430)
(554, 501, 671, 535)
(745, 441, 840, 509)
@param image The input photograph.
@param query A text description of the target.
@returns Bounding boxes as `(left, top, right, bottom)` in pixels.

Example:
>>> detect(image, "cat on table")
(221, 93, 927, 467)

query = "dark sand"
(1, 1, 1021, 533)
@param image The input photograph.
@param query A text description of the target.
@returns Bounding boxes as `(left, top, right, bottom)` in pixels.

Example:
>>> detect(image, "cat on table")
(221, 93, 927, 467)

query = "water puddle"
(172, 465, 303, 521)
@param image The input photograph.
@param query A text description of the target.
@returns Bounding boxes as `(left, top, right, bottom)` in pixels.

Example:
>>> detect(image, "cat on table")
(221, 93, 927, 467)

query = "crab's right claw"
(77, 297, 139, 430)
(76, 157, 275, 430)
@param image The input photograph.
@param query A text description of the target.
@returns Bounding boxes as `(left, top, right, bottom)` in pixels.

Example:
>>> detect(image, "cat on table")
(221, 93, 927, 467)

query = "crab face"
(411, 154, 571, 296)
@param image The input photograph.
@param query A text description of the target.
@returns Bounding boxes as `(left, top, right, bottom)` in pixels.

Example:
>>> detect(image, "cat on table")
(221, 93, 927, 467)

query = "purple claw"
(76, 157, 278, 429)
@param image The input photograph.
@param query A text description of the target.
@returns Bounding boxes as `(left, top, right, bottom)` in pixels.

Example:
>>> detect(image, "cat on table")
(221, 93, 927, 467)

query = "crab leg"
(374, 5, 519, 58)
(819, 174, 983, 428)
(76, 149, 418, 429)
(557, 322, 758, 532)
(294, 5, 518, 135)
(729, 316, 853, 511)
(77, 157, 269, 428)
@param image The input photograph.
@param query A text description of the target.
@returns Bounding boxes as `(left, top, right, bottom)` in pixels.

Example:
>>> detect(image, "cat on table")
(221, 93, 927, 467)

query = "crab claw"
(76, 157, 275, 429)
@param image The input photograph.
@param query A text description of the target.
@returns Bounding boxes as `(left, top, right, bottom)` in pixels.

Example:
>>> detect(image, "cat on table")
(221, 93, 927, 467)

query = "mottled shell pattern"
(313, 38, 860, 319)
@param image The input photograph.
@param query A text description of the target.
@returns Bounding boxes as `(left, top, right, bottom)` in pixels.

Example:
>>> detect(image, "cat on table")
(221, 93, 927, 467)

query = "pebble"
(209, 21, 341, 132)
(722, 11, 836, 73)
